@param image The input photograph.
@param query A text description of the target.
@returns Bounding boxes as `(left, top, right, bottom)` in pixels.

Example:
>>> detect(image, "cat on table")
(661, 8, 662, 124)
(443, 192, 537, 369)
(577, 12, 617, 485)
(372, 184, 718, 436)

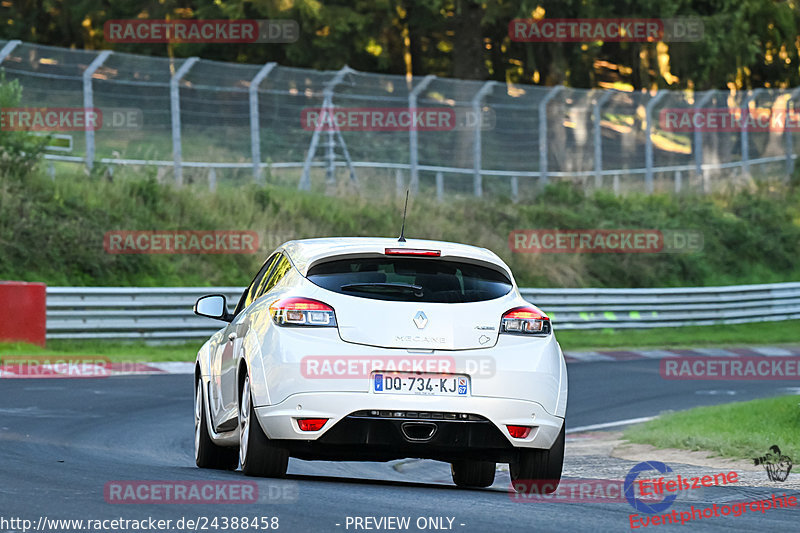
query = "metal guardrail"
(45, 282, 800, 340)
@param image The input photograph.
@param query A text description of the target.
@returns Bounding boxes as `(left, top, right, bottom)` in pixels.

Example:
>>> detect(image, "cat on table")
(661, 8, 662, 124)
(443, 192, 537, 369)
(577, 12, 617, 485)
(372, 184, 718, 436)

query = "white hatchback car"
(193, 237, 567, 489)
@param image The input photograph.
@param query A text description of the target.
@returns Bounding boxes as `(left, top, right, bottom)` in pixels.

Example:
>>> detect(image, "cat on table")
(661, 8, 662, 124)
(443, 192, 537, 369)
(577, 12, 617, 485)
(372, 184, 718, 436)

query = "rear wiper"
(340, 283, 424, 297)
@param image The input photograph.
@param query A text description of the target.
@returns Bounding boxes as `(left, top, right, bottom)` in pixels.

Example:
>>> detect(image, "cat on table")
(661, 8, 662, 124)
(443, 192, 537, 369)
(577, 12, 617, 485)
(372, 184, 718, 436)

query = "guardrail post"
(471, 81, 497, 197)
(249, 62, 277, 185)
(675, 170, 682, 193)
(436, 171, 444, 202)
(408, 75, 436, 194)
(170, 57, 198, 186)
(645, 90, 668, 194)
(694, 90, 715, 193)
(785, 87, 800, 177)
(613, 173, 620, 195)
(593, 90, 616, 188)
(538, 85, 564, 186)
(741, 88, 764, 178)
(83, 50, 112, 172)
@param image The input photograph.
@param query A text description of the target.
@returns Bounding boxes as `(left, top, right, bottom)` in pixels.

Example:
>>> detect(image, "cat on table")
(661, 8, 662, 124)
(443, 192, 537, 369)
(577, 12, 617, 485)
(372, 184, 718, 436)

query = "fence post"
(511, 175, 519, 203)
(208, 167, 217, 192)
(741, 88, 763, 178)
(593, 90, 616, 188)
(83, 50, 112, 172)
(409, 75, 436, 195)
(675, 170, 682, 193)
(395, 168, 404, 196)
(785, 87, 800, 177)
(613, 173, 620, 195)
(471, 81, 497, 197)
(694, 90, 715, 193)
(249, 62, 277, 184)
(645, 90, 668, 194)
(170, 57, 199, 186)
(0, 40, 21, 65)
(300, 66, 351, 190)
(436, 171, 444, 202)
(538, 85, 564, 186)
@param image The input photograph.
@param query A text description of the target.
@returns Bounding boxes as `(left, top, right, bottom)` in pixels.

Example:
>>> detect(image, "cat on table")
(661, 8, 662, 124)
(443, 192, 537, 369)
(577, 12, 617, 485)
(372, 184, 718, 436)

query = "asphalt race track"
(1, 356, 798, 533)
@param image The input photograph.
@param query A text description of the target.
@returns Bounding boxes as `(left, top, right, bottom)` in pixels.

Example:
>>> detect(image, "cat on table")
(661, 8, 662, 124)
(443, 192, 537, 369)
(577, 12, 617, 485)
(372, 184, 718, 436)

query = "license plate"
(372, 372, 469, 396)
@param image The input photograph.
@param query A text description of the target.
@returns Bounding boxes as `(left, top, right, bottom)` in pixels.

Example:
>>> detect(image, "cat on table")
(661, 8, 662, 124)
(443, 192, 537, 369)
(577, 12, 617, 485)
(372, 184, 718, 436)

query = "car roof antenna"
(398, 189, 409, 243)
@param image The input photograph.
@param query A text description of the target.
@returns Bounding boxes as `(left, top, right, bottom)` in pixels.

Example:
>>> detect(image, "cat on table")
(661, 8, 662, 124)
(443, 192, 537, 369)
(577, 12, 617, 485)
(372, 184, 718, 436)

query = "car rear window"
(306, 257, 512, 303)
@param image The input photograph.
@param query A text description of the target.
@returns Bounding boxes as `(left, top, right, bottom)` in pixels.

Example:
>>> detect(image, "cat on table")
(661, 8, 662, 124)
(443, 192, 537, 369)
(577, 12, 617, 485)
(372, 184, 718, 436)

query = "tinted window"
(234, 254, 278, 316)
(256, 255, 292, 298)
(307, 257, 512, 303)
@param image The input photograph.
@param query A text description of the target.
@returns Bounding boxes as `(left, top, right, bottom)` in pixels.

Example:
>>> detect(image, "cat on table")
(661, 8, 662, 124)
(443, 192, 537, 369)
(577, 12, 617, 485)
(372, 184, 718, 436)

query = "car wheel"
(238, 375, 289, 477)
(450, 460, 496, 488)
(194, 380, 239, 470)
(510, 422, 565, 494)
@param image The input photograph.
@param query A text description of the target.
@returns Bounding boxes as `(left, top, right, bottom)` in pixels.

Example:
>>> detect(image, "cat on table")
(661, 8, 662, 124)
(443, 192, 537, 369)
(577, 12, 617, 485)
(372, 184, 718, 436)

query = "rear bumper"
(254, 391, 564, 459)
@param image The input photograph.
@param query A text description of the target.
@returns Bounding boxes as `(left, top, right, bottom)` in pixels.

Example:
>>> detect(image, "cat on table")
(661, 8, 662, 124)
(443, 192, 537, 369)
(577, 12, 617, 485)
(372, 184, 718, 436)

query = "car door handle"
(228, 332, 237, 341)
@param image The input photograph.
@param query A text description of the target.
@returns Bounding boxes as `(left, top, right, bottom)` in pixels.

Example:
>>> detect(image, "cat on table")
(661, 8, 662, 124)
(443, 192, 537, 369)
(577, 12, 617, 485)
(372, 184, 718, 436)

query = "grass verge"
(0, 340, 201, 363)
(623, 395, 800, 461)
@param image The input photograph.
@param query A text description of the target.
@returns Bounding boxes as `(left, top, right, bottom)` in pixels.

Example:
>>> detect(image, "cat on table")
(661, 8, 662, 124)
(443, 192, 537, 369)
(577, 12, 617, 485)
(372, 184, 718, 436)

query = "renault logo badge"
(413, 311, 428, 329)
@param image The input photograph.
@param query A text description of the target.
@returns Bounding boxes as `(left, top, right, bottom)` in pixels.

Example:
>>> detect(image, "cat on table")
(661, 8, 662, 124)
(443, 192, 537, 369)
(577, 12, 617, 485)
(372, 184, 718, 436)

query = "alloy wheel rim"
(194, 384, 202, 460)
(239, 377, 250, 465)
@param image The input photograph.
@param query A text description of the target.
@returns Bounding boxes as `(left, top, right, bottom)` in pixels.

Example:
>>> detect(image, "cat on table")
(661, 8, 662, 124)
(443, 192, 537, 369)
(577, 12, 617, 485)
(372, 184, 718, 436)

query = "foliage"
(2, 1, 799, 89)
(0, 168, 798, 289)
(0, 75, 49, 178)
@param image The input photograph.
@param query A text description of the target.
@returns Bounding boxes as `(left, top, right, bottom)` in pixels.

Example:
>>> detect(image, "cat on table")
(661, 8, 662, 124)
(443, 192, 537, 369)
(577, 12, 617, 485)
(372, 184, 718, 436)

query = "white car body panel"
(195, 237, 568, 458)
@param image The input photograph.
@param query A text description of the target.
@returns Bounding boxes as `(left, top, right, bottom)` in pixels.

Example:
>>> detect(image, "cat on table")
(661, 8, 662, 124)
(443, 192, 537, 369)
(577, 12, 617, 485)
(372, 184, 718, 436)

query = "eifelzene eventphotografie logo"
(753, 445, 793, 482)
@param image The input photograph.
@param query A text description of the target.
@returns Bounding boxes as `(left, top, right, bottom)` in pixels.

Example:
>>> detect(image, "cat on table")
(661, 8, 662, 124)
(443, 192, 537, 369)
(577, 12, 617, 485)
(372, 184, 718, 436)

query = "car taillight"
(269, 297, 337, 327)
(506, 425, 532, 439)
(501, 306, 551, 335)
(297, 418, 328, 431)
(384, 248, 441, 257)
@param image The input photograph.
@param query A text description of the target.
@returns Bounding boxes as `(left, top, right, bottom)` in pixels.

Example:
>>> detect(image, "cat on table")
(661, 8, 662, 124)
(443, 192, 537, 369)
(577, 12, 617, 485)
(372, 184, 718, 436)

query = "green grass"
(623, 395, 800, 460)
(556, 320, 800, 352)
(0, 340, 201, 363)
(2, 164, 800, 289)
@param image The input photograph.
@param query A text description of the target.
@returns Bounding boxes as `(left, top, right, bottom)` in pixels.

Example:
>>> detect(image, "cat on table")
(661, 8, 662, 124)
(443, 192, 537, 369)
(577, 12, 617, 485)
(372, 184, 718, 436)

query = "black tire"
(194, 380, 239, 470)
(450, 460, 497, 488)
(510, 422, 565, 494)
(238, 375, 289, 477)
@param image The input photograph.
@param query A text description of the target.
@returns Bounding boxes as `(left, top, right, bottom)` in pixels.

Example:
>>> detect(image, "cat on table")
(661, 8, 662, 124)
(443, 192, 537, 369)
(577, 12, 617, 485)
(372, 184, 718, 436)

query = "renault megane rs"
(193, 237, 567, 490)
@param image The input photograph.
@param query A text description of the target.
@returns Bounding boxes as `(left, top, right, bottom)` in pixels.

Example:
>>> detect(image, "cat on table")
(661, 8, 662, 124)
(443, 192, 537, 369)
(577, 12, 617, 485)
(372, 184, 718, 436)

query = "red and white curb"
(2, 347, 798, 377)
(0, 361, 194, 378)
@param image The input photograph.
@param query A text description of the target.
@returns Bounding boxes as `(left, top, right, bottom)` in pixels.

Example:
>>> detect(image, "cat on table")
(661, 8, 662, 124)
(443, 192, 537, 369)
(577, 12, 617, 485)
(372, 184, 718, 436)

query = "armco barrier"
(1, 281, 46, 346)
(43, 282, 800, 341)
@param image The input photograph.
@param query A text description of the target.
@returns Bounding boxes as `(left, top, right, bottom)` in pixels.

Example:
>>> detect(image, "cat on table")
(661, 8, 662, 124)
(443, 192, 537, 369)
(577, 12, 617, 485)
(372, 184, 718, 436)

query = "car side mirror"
(194, 295, 233, 322)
